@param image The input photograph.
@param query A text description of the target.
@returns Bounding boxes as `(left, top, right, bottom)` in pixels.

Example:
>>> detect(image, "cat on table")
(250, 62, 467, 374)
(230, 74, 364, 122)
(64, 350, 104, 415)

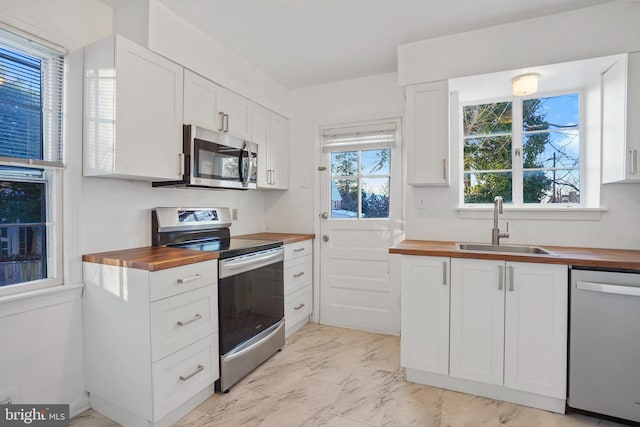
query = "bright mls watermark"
(1, 405, 69, 426)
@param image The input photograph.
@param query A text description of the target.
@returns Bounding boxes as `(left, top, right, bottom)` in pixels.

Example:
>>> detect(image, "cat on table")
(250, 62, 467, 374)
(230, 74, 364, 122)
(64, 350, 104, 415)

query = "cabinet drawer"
(284, 255, 312, 295)
(285, 285, 312, 330)
(285, 240, 312, 261)
(151, 333, 219, 421)
(150, 260, 217, 301)
(150, 285, 218, 361)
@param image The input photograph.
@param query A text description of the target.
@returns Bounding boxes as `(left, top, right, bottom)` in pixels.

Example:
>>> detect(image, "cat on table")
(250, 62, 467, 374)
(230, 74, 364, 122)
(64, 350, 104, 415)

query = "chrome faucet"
(492, 196, 509, 245)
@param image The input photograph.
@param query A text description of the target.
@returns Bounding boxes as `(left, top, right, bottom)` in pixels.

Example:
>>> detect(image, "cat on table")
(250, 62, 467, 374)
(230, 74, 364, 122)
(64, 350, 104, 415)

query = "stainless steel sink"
(456, 243, 554, 255)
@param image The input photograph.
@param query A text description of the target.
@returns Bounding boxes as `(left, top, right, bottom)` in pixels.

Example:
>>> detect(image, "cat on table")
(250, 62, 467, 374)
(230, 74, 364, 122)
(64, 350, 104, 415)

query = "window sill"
(455, 206, 608, 221)
(0, 283, 84, 318)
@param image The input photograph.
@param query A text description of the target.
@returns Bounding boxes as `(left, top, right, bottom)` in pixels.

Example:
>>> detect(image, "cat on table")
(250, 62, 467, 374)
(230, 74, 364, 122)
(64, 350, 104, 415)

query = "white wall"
(0, 0, 112, 416)
(264, 72, 404, 233)
(113, 0, 290, 116)
(0, 0, 272, 415)
(397, 1, 640, 250)
(398, 1, 640, 85)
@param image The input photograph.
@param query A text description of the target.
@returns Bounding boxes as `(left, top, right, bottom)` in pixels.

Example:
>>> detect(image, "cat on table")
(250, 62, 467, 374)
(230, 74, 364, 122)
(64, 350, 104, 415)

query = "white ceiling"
(106, 0, 614, 89)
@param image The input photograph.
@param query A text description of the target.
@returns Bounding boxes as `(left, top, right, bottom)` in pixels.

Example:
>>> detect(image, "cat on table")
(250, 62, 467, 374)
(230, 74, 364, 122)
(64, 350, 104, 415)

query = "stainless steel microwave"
(153, 124, 257, 190)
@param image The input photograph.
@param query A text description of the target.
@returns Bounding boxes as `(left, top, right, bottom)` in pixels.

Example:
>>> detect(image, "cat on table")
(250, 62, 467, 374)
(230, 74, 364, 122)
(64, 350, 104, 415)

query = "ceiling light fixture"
(512, 73, 539, 96)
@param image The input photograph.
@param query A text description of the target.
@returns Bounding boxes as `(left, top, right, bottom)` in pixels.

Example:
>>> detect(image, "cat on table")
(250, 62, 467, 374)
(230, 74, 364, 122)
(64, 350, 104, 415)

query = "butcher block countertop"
(233, 232, 315, 245)
(82, 233, 315, 271)
(389, 240, 640, 271)
(82, 246, 219, 272)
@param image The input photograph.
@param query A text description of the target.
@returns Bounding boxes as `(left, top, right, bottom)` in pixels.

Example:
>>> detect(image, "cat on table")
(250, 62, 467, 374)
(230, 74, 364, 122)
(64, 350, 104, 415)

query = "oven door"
(218, 247, 284, 355)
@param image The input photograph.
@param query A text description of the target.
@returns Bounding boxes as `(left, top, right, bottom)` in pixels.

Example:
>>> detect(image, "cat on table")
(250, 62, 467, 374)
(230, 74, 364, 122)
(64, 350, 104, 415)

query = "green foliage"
(463, 99, 551, 203)
(0, 181, 44, 223)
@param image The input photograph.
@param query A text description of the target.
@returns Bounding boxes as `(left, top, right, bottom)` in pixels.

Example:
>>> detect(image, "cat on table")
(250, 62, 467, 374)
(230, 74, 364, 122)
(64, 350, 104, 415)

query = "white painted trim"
(69, 394, 91, 418)
(455, 206, 607, 221)
(406, 368, 566, 414)
(0, 283, 83, 318)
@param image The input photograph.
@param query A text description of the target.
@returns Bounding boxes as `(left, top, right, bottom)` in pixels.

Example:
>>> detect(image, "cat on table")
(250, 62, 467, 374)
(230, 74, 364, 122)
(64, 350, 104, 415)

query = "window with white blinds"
(322, 120, 400, 219)
(0, 26, 65, 295)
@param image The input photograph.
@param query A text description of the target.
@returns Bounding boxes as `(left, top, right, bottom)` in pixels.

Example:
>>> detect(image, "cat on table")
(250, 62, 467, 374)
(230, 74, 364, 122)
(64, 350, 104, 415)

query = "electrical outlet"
(232, 208, 238, 221)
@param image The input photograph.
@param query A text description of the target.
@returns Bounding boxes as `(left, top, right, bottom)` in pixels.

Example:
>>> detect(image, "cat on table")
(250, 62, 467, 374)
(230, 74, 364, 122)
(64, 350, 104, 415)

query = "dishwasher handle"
(577, 281, 640, 297)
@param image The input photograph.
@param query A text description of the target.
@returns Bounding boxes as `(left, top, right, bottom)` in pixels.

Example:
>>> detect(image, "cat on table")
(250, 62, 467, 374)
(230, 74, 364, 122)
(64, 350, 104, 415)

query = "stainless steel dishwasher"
(569, 267, 640, 424)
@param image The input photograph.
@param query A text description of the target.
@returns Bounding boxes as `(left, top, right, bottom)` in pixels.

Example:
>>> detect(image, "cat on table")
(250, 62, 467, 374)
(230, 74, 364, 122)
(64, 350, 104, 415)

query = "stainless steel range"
(152, 207, 285, 392)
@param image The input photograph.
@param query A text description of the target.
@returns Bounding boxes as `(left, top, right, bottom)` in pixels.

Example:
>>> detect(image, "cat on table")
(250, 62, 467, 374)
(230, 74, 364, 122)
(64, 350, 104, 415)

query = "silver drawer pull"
(177, 314, 202, 327)
(294, 303, 305, 311)
(177, 274, 202, 284)
(293, 248, 305, 253)
(293, 272, 305, 278)
(179, 364, 204, 381)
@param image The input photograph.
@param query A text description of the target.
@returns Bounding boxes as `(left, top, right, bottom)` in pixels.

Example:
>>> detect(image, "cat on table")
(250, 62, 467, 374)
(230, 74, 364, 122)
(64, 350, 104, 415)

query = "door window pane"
(331, 151, 358, 177)
(361, 177, 389, 218)
(331, 179, 358, 218)
(361, 149, 390, 175)
(523, 94, 579, 131)
(463, 102, 512, 136)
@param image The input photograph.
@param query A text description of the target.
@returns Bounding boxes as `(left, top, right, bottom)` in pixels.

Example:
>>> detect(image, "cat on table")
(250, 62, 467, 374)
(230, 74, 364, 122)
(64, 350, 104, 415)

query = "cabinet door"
(221, 89, 251, 141)
(602, 53, 640, 183)
(405, 80, 449, 186)
(400, 256, 450, 375)
(251, 104, 271, 188)
(504, 262, 567, 399)
(450, 258, 504, 385)
(115, 35, 183, 180)
(268, 112, 289, 189)
(183, 70, 221, 131)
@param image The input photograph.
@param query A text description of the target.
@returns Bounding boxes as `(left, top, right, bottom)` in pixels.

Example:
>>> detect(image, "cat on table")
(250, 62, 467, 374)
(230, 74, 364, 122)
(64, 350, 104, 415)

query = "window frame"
(0, 26, 65, 297)
(459, 89, 584, 208)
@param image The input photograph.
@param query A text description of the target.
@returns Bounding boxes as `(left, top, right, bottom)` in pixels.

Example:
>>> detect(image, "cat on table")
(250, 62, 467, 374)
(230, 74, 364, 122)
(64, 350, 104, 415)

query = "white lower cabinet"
(284, 240, 313, 337)
(83, 260, 219, 427)
(401, 255, 568, 413)
(400, 255, 450, 375)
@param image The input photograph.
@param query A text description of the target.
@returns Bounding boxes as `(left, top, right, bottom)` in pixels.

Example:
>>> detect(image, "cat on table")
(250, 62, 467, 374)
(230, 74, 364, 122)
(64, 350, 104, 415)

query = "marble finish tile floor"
(72, 323, 629, 427)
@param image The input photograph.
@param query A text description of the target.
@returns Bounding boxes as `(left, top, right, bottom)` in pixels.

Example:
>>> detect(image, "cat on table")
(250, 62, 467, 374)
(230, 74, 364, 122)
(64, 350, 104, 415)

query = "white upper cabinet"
(220, 89, 251, 141)
(83, 35, 183, 181)
(405, 80, 450, 186)
(183, 70, 251, 141)
(602, 52, 640, 183)
(183, 69, 221, 131)
(252, 104, 289, 190)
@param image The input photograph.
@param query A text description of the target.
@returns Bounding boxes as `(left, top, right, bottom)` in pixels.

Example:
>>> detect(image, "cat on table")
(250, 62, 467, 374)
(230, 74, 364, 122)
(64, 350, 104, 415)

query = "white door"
(450, 258, 505, 385)
(401, 256, 450, 374)
(504, 262, 567, 398)
(319, 121, 402, 334)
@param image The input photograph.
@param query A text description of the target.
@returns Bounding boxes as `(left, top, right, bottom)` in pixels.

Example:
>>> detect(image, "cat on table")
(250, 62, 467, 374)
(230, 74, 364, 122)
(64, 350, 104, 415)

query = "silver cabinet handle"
(271, 169, 276, 185)
(267, 170, 273, 185)
(442, 158, 447, 180)
(218, 112, 225, 132)
(224, 113, 229, 133)
(629, 149, 638, 175)
(178, 152, 185, 176)
(577, 281, 640, 297)
(293, 272, 305, 278)
(293, 247, 306, 253)
(177, 314, 202, 327)
(442, 261, 448, 285)
(177, 274, 202, 284)
(508, 266, 514, 291)
(179, 364, 204, 381)
(294, 303, 305, 311)
(498, 265, 504, 290)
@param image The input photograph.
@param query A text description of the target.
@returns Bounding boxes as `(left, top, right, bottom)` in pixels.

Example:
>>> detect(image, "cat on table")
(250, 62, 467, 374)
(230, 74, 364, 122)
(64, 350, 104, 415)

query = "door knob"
(322, 235, 329, 242)
(320, 212, 329, 219)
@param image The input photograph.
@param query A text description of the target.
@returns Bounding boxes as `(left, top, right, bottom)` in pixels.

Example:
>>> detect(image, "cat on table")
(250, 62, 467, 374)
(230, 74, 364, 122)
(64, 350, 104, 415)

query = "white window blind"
(322, 121, 400, 151)
(0, 25, 64, 168)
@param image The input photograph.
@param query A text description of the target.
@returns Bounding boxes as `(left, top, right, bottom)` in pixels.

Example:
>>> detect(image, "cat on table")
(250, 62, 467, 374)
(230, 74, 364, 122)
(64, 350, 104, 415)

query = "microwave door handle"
(244, 142, 254, 187)
(237, 147, 244, 184)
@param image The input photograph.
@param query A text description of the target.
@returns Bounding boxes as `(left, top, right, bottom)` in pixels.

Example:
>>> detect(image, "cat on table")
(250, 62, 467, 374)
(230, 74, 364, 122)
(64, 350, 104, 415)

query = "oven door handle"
(223, 251, 282, 269)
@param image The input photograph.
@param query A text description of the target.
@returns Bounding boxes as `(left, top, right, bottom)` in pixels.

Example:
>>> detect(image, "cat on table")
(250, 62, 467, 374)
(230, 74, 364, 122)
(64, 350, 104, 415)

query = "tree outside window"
(463, 94, 580, 204)
(331, 149, 391, 219)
